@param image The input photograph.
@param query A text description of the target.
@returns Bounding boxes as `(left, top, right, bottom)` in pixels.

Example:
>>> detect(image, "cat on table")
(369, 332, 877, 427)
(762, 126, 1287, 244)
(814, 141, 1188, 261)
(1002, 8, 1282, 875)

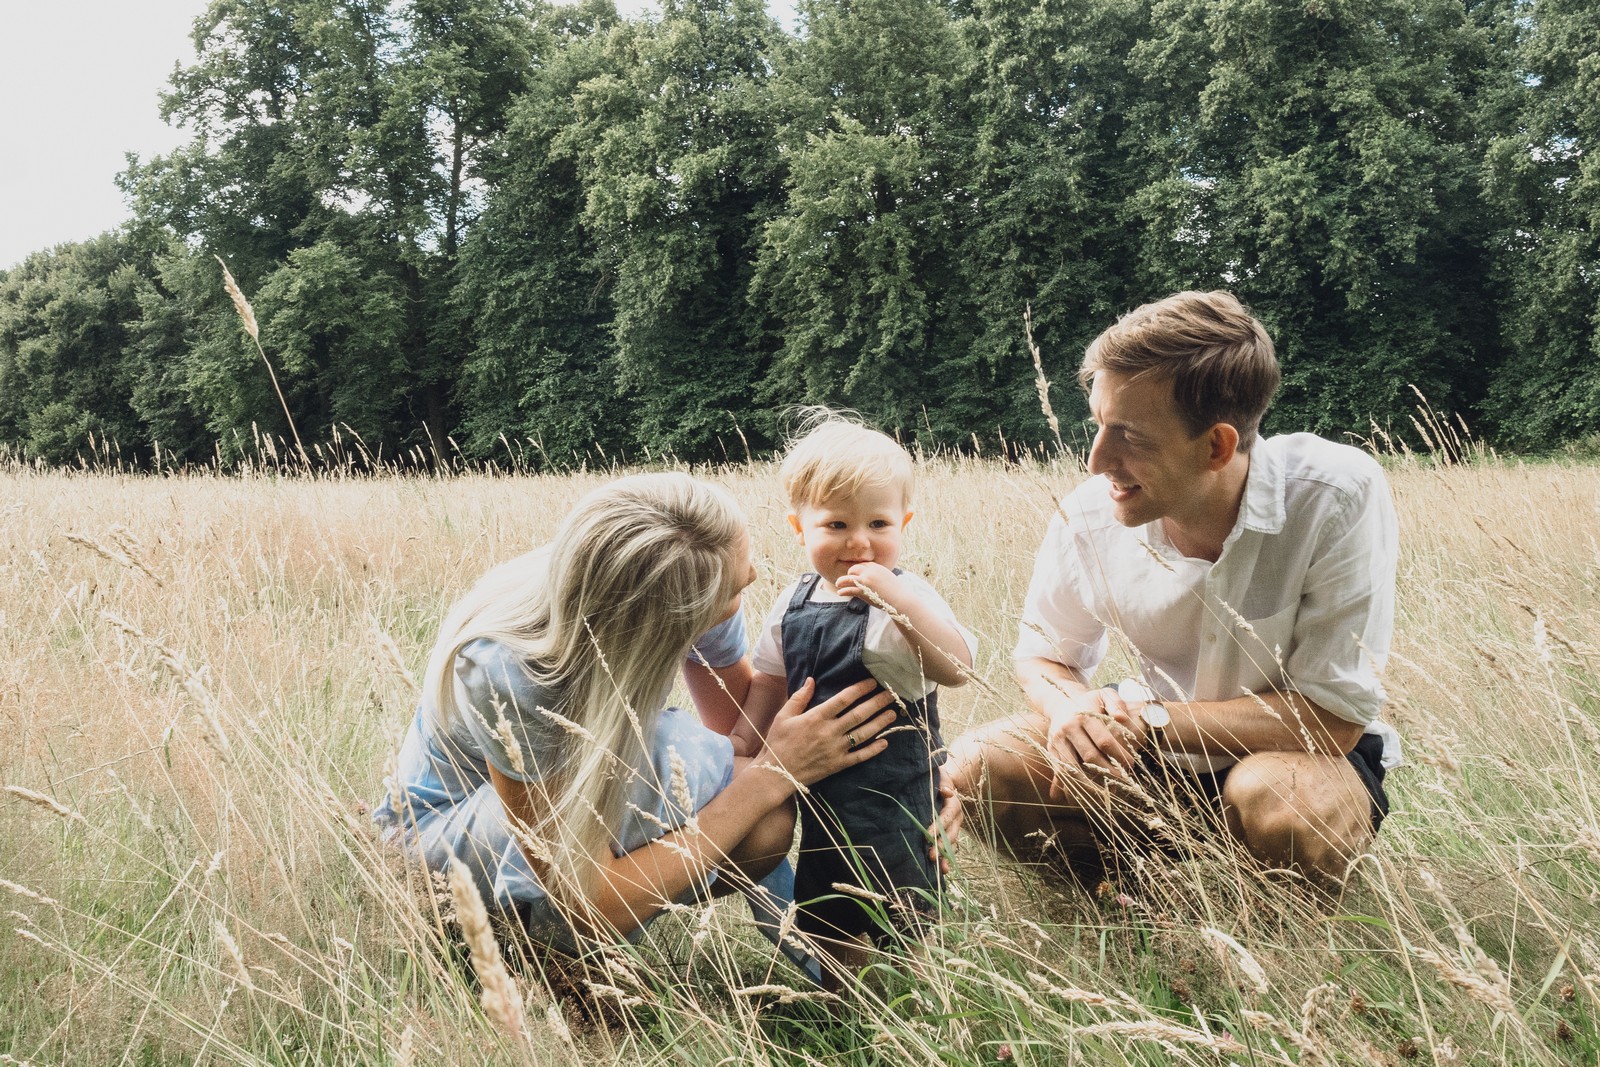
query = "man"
(943, 290, 1400, 885)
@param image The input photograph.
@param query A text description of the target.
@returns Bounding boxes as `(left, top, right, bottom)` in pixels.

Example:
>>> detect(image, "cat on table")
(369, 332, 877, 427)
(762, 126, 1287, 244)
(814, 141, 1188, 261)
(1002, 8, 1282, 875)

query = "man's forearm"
(1160, 690, 1364, 759)
(1016, 657, 1363, 757)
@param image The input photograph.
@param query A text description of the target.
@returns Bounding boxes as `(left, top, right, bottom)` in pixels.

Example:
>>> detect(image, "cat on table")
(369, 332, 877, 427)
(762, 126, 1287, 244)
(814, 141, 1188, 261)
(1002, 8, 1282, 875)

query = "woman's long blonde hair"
(421, 472, 746, 905)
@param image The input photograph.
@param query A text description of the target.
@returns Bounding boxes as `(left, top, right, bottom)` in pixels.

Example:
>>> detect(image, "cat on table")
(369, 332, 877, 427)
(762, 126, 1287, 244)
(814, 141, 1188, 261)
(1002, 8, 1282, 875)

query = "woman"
(375, 472, 896, 952)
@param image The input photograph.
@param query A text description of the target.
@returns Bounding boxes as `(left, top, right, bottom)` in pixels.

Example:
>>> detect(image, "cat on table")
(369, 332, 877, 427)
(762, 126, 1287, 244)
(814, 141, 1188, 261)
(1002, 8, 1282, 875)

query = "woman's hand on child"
(754, 677, 896, 791)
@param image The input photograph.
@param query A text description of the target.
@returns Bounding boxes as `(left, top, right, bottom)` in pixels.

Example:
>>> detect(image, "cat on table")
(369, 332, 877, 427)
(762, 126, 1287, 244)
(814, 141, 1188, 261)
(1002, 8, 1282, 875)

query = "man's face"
(1086, 369, 1215, 528)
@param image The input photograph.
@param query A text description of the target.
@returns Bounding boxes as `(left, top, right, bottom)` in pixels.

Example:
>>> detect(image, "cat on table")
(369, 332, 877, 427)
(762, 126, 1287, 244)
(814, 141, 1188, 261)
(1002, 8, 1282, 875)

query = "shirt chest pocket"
(1204, 601, 1298, 699)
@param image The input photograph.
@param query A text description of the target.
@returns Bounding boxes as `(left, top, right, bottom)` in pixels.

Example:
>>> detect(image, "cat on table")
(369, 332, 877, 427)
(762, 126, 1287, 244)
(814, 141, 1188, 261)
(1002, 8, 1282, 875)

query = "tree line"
(1, 0, 1595, 468)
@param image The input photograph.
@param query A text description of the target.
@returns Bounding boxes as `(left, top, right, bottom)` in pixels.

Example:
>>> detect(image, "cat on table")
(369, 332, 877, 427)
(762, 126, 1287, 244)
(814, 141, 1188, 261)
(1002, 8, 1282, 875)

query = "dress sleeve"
(688, 607, 750, 669)
(1283, 467, 1398, 725)
(454, 638, 570, 783)
(1013, 511, 1109, 671)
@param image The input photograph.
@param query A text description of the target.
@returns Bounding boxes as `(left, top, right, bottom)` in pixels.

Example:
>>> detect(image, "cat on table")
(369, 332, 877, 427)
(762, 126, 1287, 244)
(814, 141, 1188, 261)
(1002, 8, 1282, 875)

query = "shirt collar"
(1238, 436, 1286, 535)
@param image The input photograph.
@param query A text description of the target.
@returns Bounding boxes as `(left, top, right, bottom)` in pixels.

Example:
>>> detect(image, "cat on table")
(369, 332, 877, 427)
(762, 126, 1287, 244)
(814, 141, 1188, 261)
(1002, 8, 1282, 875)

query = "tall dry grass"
(2, 451, 1598, 1065)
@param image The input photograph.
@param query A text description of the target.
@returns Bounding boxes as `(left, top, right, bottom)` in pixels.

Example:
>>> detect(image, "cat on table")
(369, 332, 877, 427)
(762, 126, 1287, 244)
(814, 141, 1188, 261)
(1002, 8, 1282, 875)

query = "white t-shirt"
(752, 571, 977, 701)
(1015, 433, 1402, 772)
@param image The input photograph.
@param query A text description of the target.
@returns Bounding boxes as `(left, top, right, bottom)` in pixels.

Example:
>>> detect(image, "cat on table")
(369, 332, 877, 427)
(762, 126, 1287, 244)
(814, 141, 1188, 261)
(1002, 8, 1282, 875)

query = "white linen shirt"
(753, 571, 977, 701)
(1015, 432, 1401, 772)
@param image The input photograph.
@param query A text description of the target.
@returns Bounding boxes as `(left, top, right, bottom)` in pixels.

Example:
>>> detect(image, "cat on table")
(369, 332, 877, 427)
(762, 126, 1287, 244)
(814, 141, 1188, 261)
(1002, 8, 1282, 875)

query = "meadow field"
(3, 448, 1599, 1065)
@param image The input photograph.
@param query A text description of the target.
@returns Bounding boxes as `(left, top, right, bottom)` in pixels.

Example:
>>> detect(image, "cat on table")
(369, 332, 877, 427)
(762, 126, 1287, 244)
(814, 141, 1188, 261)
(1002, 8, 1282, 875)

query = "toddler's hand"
(835, 562, 904, 605)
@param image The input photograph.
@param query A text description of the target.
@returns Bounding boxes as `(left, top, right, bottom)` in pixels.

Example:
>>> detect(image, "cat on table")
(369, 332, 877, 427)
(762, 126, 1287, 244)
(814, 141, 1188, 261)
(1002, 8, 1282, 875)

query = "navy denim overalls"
(781, 572, 944, 945)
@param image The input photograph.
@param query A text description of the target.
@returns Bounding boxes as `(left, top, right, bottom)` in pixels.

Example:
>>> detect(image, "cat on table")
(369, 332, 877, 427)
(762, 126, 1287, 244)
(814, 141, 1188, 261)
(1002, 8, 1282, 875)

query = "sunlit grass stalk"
(216, 255, 309, 469)
(2, 447, 1599, 1065)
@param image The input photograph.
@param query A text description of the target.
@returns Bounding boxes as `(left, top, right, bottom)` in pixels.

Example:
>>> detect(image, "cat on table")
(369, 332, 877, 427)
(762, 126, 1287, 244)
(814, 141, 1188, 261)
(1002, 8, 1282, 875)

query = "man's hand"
(1042, 686, 1146, 799)
(834, 561, 907, 606)
(926, 767, 966, 873)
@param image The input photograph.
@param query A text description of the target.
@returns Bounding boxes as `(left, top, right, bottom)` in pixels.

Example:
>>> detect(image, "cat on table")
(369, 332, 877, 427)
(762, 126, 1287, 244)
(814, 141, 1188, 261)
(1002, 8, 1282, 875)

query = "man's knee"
(949, 714, 1116, 864)
(1221, 754, 1372, 878)
(1221, 757, 1292, 828)
(950, 715, 1053, 833)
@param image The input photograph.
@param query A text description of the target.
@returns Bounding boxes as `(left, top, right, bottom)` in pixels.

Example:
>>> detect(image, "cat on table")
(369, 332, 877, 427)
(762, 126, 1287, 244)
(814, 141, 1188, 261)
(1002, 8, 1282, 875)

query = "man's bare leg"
(946, 712, 1104, 864)
(1220, 752, 1376, 886)
(951, 716, 1377, 888)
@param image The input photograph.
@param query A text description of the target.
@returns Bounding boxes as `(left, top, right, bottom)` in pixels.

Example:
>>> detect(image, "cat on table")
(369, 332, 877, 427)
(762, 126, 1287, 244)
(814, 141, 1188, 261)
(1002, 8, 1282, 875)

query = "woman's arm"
(684, 656, 753, 735)
(490, 677, 899, 938)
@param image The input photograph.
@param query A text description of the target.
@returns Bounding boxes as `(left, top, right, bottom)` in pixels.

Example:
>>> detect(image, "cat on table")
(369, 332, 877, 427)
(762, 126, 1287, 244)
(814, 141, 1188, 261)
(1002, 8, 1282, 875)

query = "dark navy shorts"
(1144, 732, 1390, 830)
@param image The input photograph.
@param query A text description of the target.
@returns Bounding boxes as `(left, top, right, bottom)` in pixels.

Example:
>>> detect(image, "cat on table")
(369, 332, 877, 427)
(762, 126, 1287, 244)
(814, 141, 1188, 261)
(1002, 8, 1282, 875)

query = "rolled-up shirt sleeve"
(1284, 471, 1398, 725)
(1013, 513, 1109, 672)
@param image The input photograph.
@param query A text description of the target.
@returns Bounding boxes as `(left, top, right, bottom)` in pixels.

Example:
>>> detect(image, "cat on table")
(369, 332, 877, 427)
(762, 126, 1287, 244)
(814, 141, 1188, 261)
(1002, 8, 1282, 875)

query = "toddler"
(732, 415, 976, 974)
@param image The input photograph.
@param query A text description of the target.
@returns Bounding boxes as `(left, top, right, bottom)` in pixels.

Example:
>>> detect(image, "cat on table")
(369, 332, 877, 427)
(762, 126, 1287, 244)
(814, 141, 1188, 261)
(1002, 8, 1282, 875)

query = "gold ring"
(846, 732, 858, 748)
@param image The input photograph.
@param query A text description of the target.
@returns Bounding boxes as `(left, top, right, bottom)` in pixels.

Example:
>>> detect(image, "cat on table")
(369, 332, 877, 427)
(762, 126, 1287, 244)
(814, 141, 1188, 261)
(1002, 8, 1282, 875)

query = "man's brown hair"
(1079, 291, 1280, 452)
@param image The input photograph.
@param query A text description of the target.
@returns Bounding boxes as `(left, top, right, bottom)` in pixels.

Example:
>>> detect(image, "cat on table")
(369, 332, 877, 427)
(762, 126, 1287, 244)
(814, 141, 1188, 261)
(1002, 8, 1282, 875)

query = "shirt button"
(1206, 633, 1217, 643)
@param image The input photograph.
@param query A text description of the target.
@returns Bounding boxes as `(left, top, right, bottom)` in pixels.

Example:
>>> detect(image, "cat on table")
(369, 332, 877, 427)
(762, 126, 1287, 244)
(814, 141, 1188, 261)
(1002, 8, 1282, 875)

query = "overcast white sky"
(1, 0, 201, 269)
(0, 0, 721, 272)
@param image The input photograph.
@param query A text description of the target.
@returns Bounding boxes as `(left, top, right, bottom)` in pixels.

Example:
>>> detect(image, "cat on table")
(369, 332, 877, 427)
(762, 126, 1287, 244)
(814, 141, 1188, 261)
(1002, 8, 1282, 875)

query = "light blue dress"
(374, 613, 747, 952)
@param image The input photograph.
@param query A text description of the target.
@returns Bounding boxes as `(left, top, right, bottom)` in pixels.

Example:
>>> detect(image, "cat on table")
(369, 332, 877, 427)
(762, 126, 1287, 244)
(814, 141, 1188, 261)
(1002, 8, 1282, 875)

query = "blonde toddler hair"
(779, 410, 914, 511)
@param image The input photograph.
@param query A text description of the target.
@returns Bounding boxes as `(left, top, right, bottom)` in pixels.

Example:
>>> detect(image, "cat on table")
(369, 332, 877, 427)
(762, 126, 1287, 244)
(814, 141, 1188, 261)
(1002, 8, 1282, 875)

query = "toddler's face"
(787, 482, 910, 590)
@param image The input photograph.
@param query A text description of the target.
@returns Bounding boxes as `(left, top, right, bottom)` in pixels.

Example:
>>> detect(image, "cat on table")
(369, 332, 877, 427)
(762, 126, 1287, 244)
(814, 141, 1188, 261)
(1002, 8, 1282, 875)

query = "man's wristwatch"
(1116, 678, 1170, 731)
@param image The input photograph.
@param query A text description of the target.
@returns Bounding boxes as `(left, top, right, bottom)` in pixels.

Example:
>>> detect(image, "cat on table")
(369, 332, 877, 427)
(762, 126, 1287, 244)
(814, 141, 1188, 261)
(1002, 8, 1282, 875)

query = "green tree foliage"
(1485, 0, 1600, 447)
(956, 0, 1150, 443)
(452, 1, 630, 465)
(116, 0, 536, 462)
(253, 241, 410, 447)
(121, 241, 272, 463)
(5, 0, 1599, 466)
(0, 234, 148, 464)
(563, 0, 788, 457)
(754, 0, 976, 441)
(388, 0, 540, 450)
(1122, 0, 1507, 440)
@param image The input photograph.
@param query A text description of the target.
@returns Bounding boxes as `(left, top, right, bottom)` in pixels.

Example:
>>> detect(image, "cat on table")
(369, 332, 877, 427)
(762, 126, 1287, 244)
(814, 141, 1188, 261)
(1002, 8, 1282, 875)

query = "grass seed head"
(446, 858, 526, 1042)
(214, 255, 260, 340)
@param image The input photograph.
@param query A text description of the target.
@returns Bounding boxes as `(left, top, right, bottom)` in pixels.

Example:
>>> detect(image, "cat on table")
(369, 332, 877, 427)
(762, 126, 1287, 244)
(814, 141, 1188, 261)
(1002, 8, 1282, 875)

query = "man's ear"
(787, 511, 803, 540)
(1206, 423, 1240, 470)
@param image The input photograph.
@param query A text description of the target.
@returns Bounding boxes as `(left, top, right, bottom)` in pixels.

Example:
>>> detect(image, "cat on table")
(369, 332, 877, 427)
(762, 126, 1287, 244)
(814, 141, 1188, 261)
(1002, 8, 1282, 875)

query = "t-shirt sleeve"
(688, 607, 750, 670)
(871, 572, 977, 661)
(749, 582, 794, 677)
(1013, 511, 1109, 671)
(453, 638, 569, 783)
(1284, 467, 1398, 725)
(862, 572, 977, 699)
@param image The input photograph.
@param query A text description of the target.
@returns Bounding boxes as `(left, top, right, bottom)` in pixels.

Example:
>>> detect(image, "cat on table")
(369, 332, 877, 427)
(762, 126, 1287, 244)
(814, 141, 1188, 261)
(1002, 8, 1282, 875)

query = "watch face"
(1141, 703, 1171, 729)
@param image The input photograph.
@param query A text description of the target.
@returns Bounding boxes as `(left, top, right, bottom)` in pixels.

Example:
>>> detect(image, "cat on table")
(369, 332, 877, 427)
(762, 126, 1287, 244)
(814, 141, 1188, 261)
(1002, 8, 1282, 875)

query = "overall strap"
(787, 573, 869, 614)
(787, 573, 820, 611)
